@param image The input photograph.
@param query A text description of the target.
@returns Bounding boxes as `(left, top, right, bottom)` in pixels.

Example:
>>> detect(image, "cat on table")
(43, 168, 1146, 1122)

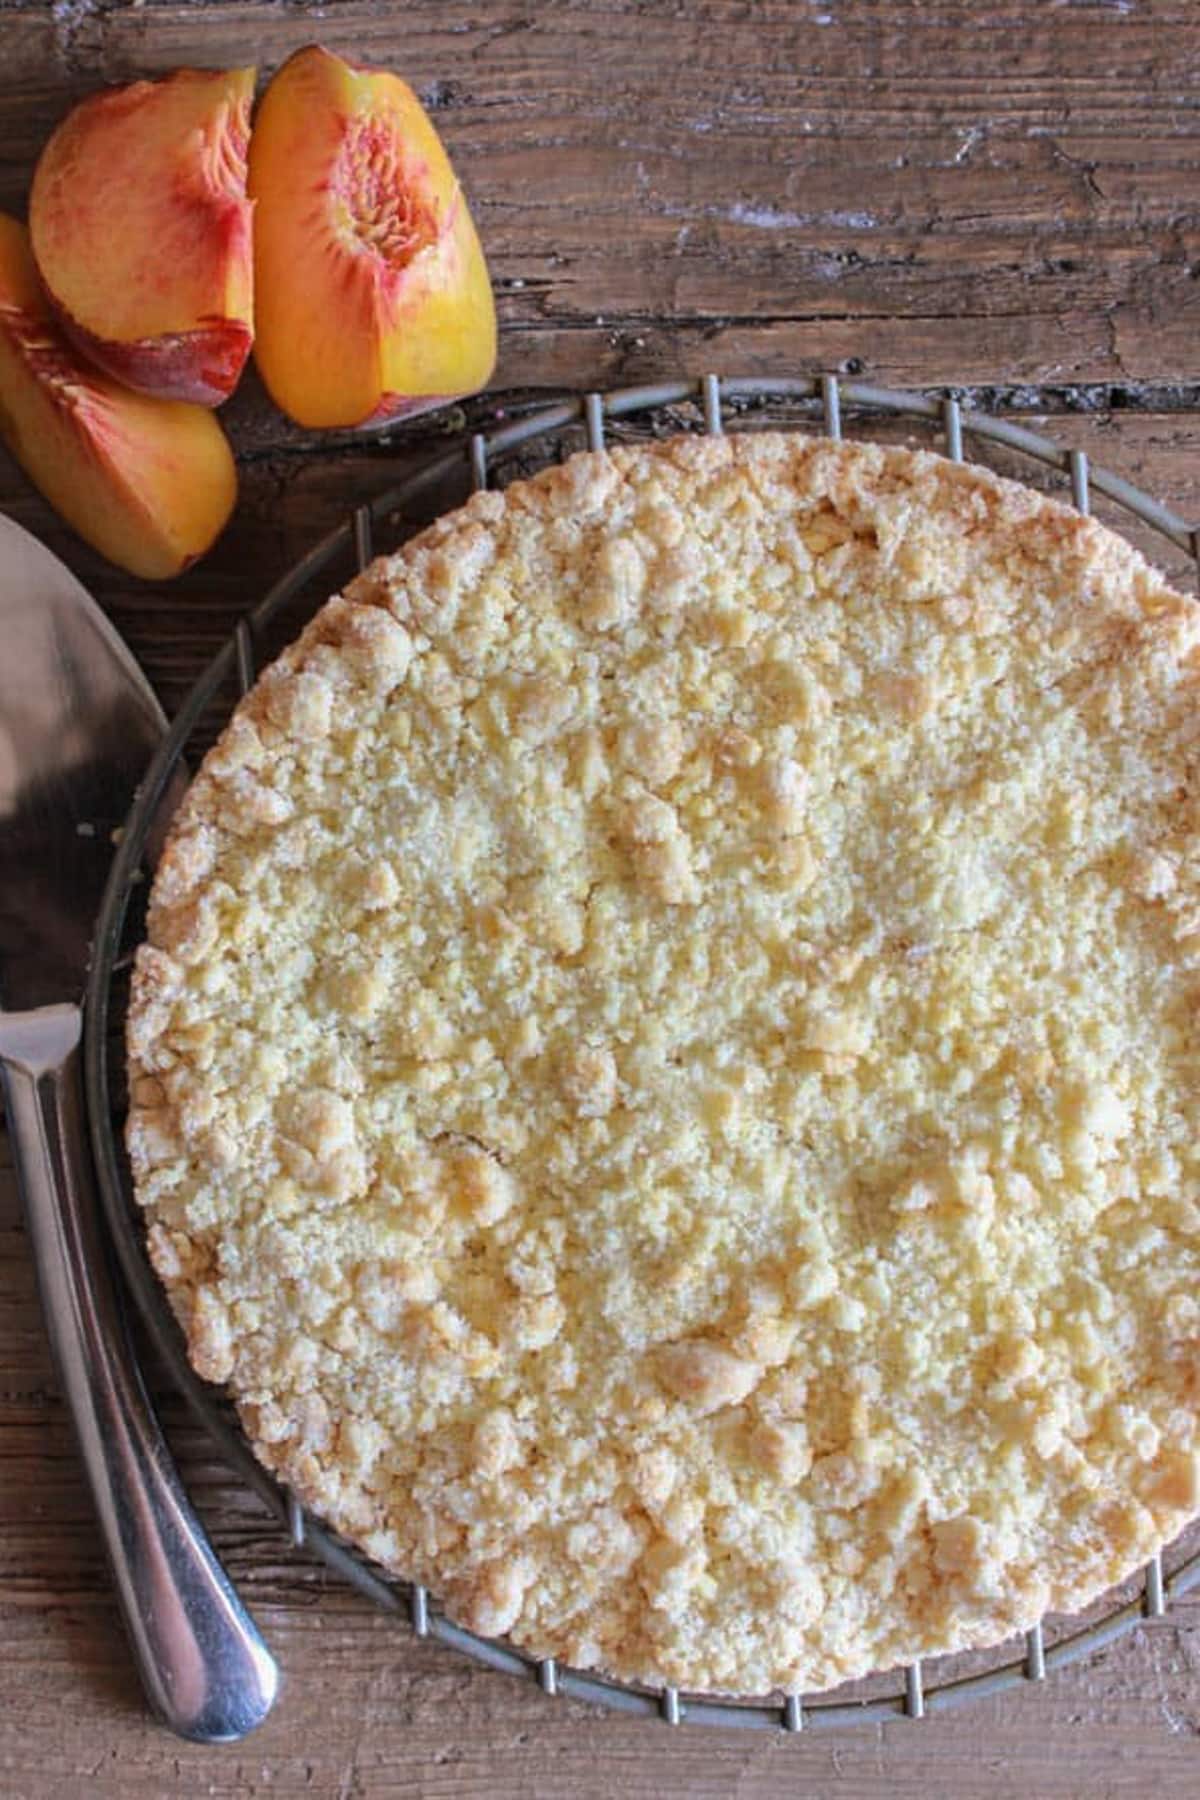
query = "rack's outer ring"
(85, 376, 1200, 1729)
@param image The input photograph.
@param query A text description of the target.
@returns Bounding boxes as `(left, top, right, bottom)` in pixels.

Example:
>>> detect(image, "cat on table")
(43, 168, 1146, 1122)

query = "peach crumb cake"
(127, 432, 1200, 1695)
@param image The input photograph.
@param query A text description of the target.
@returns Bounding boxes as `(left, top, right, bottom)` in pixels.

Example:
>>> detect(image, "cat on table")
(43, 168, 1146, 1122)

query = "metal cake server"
(0, 513, 278, 1740)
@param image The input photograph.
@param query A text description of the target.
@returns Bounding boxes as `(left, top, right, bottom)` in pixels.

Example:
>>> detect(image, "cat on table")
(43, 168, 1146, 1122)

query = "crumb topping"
(128, 433, 1200, 1693)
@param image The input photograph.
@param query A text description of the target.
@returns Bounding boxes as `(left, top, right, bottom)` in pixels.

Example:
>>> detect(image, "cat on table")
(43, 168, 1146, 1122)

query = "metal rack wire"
(84, 375, 1200, 1729)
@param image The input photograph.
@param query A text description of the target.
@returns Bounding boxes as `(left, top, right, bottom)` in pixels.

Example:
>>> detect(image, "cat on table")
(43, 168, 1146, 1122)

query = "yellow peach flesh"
(29, 68, 255, 405)
(0, 214, 237, 579)
(248, 46, 496, 429)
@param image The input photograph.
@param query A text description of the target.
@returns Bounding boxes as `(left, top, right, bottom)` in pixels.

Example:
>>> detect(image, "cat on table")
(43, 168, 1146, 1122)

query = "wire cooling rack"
(85, 375, 1200, 1729)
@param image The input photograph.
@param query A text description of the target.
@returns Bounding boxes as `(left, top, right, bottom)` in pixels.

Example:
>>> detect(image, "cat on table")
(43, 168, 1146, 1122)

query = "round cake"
(126, 432, 1200, 1695)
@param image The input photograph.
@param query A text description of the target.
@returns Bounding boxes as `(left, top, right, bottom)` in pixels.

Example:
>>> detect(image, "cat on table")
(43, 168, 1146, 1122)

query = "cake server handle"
(0, 1001, 278, 1741)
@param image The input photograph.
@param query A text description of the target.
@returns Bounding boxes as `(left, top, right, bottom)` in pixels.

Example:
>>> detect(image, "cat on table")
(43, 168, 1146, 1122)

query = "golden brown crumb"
(128, 433, 1200, 1695)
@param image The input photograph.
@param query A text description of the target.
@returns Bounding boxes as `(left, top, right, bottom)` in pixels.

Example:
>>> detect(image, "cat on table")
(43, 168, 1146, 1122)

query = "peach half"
(247, 46, 496, 429)
(30, 67, 255, 406)
(0, 214, 237, 579)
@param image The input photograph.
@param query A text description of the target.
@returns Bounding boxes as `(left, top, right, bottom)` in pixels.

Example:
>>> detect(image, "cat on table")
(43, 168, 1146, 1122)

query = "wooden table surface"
(2, 3, 1199, 1795)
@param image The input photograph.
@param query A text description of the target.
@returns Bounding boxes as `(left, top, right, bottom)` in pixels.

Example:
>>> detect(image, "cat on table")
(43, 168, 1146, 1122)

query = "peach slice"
(29, 67, 255, 406)
(0, 214, 237, 579)
(247, 45, 496, 429)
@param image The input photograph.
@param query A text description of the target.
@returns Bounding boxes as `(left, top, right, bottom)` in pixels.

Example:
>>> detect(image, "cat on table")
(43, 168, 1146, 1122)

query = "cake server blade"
(0, 512, 277, 1739)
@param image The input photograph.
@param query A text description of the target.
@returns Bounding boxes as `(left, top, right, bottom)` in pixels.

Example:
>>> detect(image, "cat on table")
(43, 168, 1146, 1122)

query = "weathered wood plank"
(0, 1, 1198, 392)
